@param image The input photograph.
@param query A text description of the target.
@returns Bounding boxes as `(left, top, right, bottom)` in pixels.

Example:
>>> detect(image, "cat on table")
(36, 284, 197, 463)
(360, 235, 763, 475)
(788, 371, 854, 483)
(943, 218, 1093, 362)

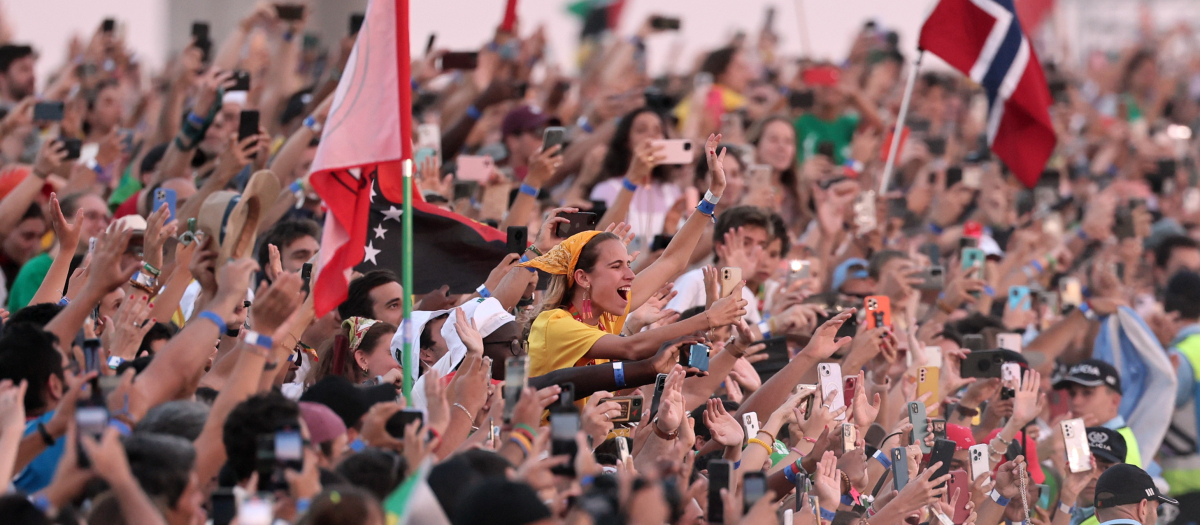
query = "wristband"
(515, 423, 538, 439)
(1030, 260, 1044, 273)
(30, 494, 52, 513)
(303, 115, 322, 133)
(296, 498, 311, 514)
(290, 180, 303, 194)
(577, 116, 594, 134)
(186, 112, 205, 126)
(929, 222, 944, 235)
(871, 449, 892, 469)
(37, 422, 56, 446)
(244, 330, 274, 350)
(747, 438, 772, 454)
(790, 446, 807, 457)
(1076, 228, 1090, 242)
(519, 183, 539, 197)
(703, 190, 720, 204)
(820, 508, 837, 521)
(525, 244, 542, 257)
(621, 178, 638, 192)
(476, 284, 492, 299)
(142, 262, 161, 276)
(613, 362, 626, 388)
(466, 105, 482, 120)
(696, 199, 716, 217)
(282, 31, 294, 42)
(57, 297, 70, 306)
(989, 489, 1010, 507)
(983, 285, 995, 297)
(783, 463, 797, 483)
(519, 254, 537, 273)
(1058, 501, 1074, 515)
(196, 310, 228, 334)
(841, 494, 855, 506)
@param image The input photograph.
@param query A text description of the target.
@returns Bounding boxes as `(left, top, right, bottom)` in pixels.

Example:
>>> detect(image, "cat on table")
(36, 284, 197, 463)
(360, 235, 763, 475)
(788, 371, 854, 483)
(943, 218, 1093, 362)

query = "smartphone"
(743, 412, 760, 441)
(75, 406, 108, 468)
(1008, 286, 1031, 311)
(559, 382, 576, 407)
(923, 345, 944, 369)
(917, 367, 941, 416)
(787, 260, 811, 284)
(853, 190, 878, 233)
(948, 470, 971, 523)
(864, 295, 892, 329)
(916, 266, 945, 290)
(793, 467, 811, 512)
(909, 402, 930, 453)
(550, 409, 580, 476)
(506, 226, 528, 255)
(274, 4, 305, 21)
(708, 460, 733, 523)
(300, 262, 312, 293)
(891, 447, 909, 490)
(617, 436, 630, 463)
(191, 21, 210, 42)
(649, 373, 668, 417)
(440, 51, 479, 70)
(608, 396, 643, 424)
(650, 15, 682, 30)
(350, 13, 365, 34)
(34, 101, 64, 122)
(743, 470, 768, 513)
(274, 430, 304, 471)
(928, 439, 956, 489)
(925, 136, 947, 157)
(968, 443, 990, 480)
(789, 90, 815, 110)
(456, 155, 494, 182)
(693, 72, 714, 99)
(62, 138, 82, 161)
(226, 70, 251, 93)
(82, 339, 101, 374)
(1060, 277, 1083, 309)
(797, 384, 818, 419)
(683, 343, 710, 371)
(802, 66, 840, 87)
(503, 356, 528, 423)
(100, 17, 116, 33)
(416, 123, 441, 152)
(931, 419, 947, 441)
(542, 126, 567, 153)
(719, 267, 742, 298)
(384, 408, 425, 438)
(555, 212, 598, 238)
(960, 350, 1006, 379)
(818, 363, 845, 421)
(1062, 418, 1092, 473)
(843, 376, 858, 408)
(649, 139, 694, 165)
(152, 188, 177, 224)
(997, 334, 1023, 353)
(962, 166, 983, 189)
(961, 247, 985, 276)
(212, 488, 237, 525)
(238, 110, 259, 142)
(842, 423, 858, 453)
(196, 38, 212, 63)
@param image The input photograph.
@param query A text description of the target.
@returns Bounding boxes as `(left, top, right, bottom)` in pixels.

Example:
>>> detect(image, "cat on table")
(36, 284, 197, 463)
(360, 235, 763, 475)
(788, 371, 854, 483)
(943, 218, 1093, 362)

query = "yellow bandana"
(517, 230, 604, 287)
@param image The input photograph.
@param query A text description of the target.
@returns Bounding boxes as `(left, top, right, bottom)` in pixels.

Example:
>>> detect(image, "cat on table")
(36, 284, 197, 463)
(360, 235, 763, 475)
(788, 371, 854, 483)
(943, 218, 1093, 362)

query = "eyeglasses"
(482, 338, 526, 356)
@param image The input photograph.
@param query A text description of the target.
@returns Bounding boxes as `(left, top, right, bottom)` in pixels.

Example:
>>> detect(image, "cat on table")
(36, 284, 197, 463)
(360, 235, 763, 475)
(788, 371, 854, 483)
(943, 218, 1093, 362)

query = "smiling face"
(574, 238, 635, 317)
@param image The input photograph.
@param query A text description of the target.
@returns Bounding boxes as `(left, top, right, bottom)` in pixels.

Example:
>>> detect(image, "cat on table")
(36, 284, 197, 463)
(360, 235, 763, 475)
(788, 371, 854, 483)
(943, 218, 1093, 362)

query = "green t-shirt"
(7, 253, 52, 311)
(794, 113, 860, 164)
(109, 165, 141, 211)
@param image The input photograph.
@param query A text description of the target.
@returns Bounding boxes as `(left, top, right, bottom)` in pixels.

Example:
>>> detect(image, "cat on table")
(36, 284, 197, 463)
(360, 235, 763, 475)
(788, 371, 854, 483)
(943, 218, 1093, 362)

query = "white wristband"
(703, 190, 719, 205)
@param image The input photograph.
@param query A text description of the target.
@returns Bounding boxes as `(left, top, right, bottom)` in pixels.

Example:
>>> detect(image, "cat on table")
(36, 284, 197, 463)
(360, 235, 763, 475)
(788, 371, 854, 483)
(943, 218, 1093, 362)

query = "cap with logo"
(1051, 358, 1121, 392)
(1095, 463, 1177, 508)
(1085, 426, 1127, 464)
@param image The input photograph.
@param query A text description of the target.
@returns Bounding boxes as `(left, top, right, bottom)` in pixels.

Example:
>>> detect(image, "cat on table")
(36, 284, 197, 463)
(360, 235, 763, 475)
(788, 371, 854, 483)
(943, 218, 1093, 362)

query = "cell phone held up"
(385, 409, 425, 438)
(554, 211, 598, 238)
(680, 343, 710, 372)
(506, 226, 528, 255)
(607, 396, 643, 424)
(440, 51, 479, 70)
(864, 295, 891, 329)
(549, 406, 580, 477)
(238, 110, 260, 143)
(274, 3, 306, 21)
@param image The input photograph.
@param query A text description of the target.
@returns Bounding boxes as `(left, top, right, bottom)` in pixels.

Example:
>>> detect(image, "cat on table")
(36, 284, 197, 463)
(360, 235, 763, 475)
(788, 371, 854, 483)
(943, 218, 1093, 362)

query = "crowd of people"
(0, 2, 1196, 525)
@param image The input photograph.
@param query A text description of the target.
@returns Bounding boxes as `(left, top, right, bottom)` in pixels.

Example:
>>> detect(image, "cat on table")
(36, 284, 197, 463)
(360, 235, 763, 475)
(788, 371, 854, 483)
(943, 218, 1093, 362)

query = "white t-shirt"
(664, 267, 761, 327)
(591, 179, 682, 254)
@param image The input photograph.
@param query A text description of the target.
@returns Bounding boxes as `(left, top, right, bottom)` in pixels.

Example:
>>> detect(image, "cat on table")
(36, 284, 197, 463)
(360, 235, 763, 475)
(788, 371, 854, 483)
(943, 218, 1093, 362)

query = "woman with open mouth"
(521, 134, 750, 379)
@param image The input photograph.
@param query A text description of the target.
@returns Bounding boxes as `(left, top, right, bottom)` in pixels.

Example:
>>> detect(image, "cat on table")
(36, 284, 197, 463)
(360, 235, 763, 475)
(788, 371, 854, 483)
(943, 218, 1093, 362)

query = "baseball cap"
(501, 105, 549, 138)
(832, 258, 870, 292)
(1095, 463, 1177, 509)
(1164, 271, 1200, 317)
(945, 424, 976, 451)
(1052, 359, 1122, 392)
(1086, 426, 1127, 464)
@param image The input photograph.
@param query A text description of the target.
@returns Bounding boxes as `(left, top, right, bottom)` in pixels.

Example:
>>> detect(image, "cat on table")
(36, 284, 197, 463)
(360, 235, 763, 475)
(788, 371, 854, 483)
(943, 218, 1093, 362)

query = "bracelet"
(783, 463, 797, 483)
(515, 423, 538, 439)
(621, 178, 638, 192)
(303, 115, 322, 133)
(57, 297, 70, 306)
(142, 262, 161, 276)
(186, 112, 205, 126)
(466, 105, 482, 120)
(989, 489, 1010, 507)
(510, 434, 532, 456)
(37, 422, 56, 446)
(1058, 501, 1074, 515)
(244, 330, 274, 350)
(756, 429, 777, 443)
(577, 116, 594, 134)
(1030, 260, 1044, 273)
(525, 244, 542, 257)
(820, 508, 838, 521)
(613, 361, 626, 388)
(703, 190, 720, 204)
(871, 449, 892, 469)
(453, 402, 474, 421)
(790, 446, 807, 457)
(30, 494, 53, 514)
(929, 222, 945, 234)
(476, 284, 492, 299)
(747, 437, 773, 454)
(196, 310, 227, 334)
(802, 436, 818, 443)
(695, 199, 716, 217)
(518, 183, 539, 197)
(295, 498, 311, 514)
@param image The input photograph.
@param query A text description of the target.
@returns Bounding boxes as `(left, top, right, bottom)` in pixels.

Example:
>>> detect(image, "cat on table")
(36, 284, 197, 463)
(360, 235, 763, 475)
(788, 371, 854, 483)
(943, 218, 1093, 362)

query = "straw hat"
(197, 169, 281, 260)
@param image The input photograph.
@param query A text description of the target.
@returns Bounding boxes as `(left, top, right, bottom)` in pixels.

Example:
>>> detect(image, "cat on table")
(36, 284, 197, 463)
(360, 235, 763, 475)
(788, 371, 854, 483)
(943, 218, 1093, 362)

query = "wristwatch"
(651, 416, 678, 440)
(107, 356, 125, 370)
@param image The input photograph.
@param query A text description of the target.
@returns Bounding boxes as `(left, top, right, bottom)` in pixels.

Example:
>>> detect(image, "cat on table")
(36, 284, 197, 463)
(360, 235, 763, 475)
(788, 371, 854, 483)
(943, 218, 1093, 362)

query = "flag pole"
(401, 159, 414, 403)
(879, 50, 923, 194)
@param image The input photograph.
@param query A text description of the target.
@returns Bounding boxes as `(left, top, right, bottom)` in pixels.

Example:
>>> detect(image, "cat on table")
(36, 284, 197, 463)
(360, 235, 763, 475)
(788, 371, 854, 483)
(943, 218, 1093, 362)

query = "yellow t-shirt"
(528, 307, 628, 377)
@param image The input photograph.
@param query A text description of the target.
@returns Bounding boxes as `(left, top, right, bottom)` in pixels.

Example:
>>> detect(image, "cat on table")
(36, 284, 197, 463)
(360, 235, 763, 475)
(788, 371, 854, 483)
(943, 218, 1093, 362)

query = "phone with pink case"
(457, 155, 494, 182)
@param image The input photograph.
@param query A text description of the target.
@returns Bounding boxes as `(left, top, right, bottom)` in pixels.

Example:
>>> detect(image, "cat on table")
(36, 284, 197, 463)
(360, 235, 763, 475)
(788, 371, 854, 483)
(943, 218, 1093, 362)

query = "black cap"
(1052, 359, 1121, 392)
(1164, 271, 1200, 318)
(1085, 426, 1127, 464)
(300, 375, 399, 429)
(1095, 464, 1177, 509)
(453, 478, 551, 525)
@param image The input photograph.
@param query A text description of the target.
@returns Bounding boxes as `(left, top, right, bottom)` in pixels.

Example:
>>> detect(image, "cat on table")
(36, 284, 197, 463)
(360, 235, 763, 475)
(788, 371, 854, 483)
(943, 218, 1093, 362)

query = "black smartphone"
(708, 460, 733, 523)
(925, 137, 947, 157)
(196, 38, 212, 64)
(384, 409, 424, 438)
(751, 337, 789, 382)
(33, 101, 64, 122)
(960, 350, 1007, 379)
(1158, 159, 1178, 182)
(793, 467, 810, 512)
(238, 110, 259, 142)
(350, 13, 365, 35)
(928, 439, 956, 489)
(506, 226, 528, 255)
(743, 470, 767, 513)
(212, 488, 236, 525)
(931, 419, 947, 441)
(274, 3, 306, 21)
(1113, 206, 1136, 239)
(300, 262, 312, 293)
(649, 373, 668, 418)
(440, 51, 479, 70)
(102, 18, 116, 33)
(191, 21, 210, 42)
(554, 212, 598, 238)
(453, 180, 478, 201)
(650, 16, 681, 30)
(945, 166, 964, 188)
(789, 90, 815, 110)
(62, 139, 82, 161)
(230, 70, 251, 91)
(650, 234, 672, 252)
(549, 407, 580, 476)
(542, 126, 567, 154)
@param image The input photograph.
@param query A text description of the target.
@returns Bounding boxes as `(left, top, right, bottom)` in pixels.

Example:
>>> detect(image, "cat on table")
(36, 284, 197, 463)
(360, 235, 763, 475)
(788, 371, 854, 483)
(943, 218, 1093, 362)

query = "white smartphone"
(968, 443, 990, 480)
(853, 190, 877, 234)
(650, 139, 695, 165)
(962, 165, 983, 189)
(617, 437, 630, 463)
(922, 345, 943, 369)
(997, 333, 1023, 352)
(1001, 363, 1021, 390)
(743, 412, 760, 441)
(417, 123, 441, 152)
(818, 363, 845, 420)
(1062, 418, 1092, 473)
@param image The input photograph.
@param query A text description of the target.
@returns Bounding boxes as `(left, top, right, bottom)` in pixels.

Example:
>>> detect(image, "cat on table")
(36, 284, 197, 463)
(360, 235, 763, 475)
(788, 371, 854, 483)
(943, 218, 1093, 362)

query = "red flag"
(1015, 0, 1054, 33)
(310, 0, 413, 317)
(918, 0, 1056, 188)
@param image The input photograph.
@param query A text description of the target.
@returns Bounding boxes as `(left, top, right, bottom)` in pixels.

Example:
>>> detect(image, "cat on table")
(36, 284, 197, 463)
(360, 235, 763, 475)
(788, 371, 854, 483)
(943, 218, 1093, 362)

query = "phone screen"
(551, 412, 580, 440)
(743, 472, 767, 510)
(274, 430, 302, 461)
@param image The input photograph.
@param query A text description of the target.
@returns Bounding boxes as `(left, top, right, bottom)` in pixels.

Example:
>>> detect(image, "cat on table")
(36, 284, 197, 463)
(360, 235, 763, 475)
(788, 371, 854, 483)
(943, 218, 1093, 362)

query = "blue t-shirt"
(14, 411, 132, 493)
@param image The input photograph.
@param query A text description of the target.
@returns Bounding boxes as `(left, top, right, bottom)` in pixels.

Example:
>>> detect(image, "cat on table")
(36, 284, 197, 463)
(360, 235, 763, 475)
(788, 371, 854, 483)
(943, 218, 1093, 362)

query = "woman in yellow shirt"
(521, 134, 749, 377)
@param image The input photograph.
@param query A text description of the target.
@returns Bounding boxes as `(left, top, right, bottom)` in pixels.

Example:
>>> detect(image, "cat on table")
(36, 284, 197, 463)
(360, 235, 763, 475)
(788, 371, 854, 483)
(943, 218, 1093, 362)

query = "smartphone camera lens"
(683, 142, 692, 151)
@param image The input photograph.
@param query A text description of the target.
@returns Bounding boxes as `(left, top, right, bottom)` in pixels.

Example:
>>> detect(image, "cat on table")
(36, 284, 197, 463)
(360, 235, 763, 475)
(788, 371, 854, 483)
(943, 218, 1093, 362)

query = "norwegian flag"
(918, 0, 1056, 188)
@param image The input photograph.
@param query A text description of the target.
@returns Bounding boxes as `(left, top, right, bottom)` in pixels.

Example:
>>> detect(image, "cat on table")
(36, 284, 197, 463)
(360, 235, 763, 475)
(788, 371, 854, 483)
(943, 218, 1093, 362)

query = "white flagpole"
(879, 50, 924, 193)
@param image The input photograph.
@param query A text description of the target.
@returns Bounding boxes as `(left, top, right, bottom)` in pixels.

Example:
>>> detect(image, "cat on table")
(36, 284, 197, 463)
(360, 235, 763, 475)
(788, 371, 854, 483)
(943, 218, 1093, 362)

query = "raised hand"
(526, 145, 563, 187)
(654, 365, 687, 433)
(47, 193, 83, 257)
(851, 370, 882, 430)
(248, 272, 306, 340)
(454, 307, 484, 357)
(84, 227, 140, 296)
(627, 140, 665, 185)
(707, 281, 749, 327)
(703, 133, 727, 196)
(813, 451, 844, 510)
(800, 309, 857, 360)
(1010, 369, 1043, 427)
(101, 293, 154, 361)
(703, 398, 745, 447)
(581, 391, 619, 446)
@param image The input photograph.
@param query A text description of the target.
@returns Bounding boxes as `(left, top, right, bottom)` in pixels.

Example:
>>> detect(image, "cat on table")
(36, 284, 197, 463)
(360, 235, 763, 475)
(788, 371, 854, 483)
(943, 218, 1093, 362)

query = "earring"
(581, 286, 594, 320)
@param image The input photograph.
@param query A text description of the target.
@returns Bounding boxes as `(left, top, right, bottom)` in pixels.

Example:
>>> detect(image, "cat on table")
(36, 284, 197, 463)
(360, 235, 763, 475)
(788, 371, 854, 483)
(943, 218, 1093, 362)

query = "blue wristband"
(783, 463, 796, 483)
(984, 285, 995, 297)
(621, 178, 638, 192)
(30, 494, 51, 513)
(476, 284, 492, 299)
(57, 297, 70, 306)
(733, 460, 741, 469)
(519, 183, 539, 197)
(1076, 228, 1090, 242)
(577, 116, 594, 134)
(841, 494, 855, 506)
(929, 223, 944, 235)
(186, 112, 205, 126)
(872, 449, 892, 469)
(282, 31, 294, 42)
(196, 310, 227, 334)
(411, 77, 419, 91)
(244, 330, 273, 349)
(696, 199, 716, 216)
(1030, 260, 1044, 273)
(290, 180, 303, 194)
(820, 508, 838, 521)
(466, 105, 482, 120)
(990, 489, 1010, 507)
(296, 498, 311, 514)
(613, 362, 625, 388)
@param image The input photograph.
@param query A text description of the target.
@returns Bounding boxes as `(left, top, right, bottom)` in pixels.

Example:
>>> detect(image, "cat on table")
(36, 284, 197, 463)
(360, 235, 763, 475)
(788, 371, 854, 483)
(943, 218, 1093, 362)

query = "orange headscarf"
(518, 230, 604, 286)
